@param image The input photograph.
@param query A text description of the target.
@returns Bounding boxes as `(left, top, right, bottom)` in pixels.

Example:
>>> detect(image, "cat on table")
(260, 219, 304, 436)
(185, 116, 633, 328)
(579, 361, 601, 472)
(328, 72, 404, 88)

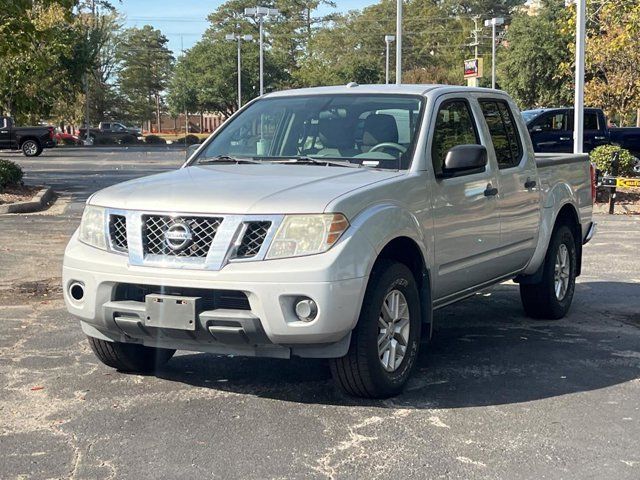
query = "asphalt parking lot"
(1, 148, 639, 479)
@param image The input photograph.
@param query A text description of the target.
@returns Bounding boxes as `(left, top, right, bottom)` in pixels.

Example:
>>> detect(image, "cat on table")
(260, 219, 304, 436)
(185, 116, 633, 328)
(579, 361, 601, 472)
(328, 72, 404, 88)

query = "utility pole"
(384, 35, 395, 84)
(395, 0, 402, 84)
(84, 0, 95, 145)
(466, 16, 482, 88)
(226, 34, 254, 109)
(484, 17, 504, 89)
(573, 0, 586, 154)
(244, 7, 279, 96)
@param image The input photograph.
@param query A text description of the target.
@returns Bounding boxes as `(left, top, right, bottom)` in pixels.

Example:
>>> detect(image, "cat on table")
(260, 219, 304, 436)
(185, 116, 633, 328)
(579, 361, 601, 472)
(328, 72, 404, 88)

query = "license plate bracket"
(145, 294, 201, 331)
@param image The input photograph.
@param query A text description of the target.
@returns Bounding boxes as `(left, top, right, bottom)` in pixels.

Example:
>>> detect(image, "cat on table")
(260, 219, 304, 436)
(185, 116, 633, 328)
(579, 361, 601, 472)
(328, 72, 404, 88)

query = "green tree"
(116, 25, 174, 131)
(498, 0, 573, 109)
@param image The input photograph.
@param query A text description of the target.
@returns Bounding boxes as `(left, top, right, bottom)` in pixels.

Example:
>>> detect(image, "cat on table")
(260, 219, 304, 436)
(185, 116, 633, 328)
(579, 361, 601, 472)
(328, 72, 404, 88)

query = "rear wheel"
(88, 336, 175, 373)
(330, 260, 422, 398)
(21, 139, 42, 157)
(520, 225, 577, 319)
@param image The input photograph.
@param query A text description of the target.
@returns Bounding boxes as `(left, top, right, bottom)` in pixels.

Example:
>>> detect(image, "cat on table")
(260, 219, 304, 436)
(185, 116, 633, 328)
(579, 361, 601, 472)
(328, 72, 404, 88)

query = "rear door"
(429, 96, 501, 301)
(479, 98, 540, 272)
(529, 110, 572, 152)
(567, 109, 608, 153)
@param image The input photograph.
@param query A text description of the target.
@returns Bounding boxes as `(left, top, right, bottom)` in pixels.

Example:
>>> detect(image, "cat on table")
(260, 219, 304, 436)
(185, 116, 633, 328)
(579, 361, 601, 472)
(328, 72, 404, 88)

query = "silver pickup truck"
(63, 85, 595, 398)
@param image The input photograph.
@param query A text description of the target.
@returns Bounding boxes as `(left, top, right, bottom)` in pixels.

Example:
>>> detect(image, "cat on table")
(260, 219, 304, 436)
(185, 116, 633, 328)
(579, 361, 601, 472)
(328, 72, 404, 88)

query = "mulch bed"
(0, 184, 41, 205)
(595, 186, 640, 214)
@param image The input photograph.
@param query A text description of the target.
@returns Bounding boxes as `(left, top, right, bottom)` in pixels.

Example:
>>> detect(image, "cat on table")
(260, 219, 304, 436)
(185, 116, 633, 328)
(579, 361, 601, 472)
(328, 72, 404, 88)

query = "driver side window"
(431, 100, 480, 176)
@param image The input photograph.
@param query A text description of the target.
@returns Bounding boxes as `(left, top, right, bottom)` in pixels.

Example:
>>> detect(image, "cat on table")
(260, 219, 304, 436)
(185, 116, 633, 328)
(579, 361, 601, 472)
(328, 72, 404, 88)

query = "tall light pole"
(225, 33, 254, 109)
(484, 17, 504, 89)
(395, 0, 402, 84)
(244, 6, 279, 96)
(384, 35, 395, 84)
(574, 0, 586, 154)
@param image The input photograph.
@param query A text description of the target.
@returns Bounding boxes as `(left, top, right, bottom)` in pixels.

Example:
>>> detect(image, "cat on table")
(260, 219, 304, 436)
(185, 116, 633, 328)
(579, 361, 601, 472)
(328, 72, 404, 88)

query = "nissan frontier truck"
(63, 85, 595, 398)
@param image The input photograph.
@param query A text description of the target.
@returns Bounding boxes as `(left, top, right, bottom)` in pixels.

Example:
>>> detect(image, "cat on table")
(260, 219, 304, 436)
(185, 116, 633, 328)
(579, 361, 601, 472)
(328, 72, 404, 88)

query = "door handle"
(524, 179, 537, 189)
(594, 136, 606, 140)
(559, 136, 571, 141)
(484, 185, 498, 197)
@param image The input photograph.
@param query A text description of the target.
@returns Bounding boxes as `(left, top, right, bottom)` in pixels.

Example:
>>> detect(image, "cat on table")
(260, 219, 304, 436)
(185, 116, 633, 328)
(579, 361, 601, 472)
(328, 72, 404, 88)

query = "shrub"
(118, 134, 139, 145)
(145, 135, 166, 145)
(0, 159, 24, 189)
(590, 145, 636, 177)
(175, 134, 201, 145)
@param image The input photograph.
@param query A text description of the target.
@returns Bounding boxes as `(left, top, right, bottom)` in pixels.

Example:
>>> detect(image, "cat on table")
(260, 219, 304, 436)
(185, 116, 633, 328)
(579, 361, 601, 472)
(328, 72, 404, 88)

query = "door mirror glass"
(441, 144, 487, 177)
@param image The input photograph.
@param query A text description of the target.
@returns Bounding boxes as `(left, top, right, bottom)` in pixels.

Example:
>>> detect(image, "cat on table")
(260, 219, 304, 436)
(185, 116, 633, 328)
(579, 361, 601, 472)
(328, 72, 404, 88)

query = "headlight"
(266, 213, 349, 259)
(78, 205, 107, 250)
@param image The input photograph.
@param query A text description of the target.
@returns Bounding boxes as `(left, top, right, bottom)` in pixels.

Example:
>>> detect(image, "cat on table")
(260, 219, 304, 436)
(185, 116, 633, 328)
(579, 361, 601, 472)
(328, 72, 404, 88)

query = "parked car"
(523, 107, 640, 157)
(54, 131, 82, 145)
(63, 85, 595, 398)
(0, 116, 56, 156)
(78, 121, 141, 142)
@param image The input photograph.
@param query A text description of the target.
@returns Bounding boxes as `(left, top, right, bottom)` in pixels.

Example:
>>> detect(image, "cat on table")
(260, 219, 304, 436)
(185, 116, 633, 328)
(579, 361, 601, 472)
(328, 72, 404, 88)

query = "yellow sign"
(616, 177, 640, 188)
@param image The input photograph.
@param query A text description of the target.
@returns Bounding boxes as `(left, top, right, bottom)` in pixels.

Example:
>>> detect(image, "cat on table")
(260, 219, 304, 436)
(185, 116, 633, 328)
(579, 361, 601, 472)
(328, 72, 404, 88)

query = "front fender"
(350, 203, 429, 276)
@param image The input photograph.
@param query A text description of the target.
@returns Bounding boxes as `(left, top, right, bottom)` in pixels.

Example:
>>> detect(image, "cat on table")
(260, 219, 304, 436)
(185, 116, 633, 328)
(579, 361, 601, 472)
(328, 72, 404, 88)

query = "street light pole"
(244, 6, 279, 96)
(226, 34, 254, 109)
(384, 35, 395, 84)
(484, 17, 504, 90)
(395, 0, 402, 84)
(574, 0, 586, 154)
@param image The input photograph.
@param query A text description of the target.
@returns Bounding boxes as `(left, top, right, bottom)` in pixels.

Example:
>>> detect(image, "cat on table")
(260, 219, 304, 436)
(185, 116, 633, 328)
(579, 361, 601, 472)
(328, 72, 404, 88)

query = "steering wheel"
(368, 142, 407, 155)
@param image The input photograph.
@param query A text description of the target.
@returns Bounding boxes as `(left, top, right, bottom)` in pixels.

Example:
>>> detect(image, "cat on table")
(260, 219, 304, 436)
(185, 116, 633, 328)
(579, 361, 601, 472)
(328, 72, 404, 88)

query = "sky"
(119, 0, 371, 55)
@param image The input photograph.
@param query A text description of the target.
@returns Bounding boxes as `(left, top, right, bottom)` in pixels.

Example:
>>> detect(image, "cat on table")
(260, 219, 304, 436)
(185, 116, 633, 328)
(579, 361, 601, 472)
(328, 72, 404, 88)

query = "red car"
(54, 131, 82, 145)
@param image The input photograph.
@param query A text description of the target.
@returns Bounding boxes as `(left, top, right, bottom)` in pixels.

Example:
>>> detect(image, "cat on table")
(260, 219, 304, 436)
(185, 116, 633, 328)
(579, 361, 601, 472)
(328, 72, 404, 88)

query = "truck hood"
(89, 163, 403, 215)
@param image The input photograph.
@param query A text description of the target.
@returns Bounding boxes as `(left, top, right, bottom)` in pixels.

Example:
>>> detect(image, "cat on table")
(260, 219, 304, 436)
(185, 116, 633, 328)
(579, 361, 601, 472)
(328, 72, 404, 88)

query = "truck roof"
(263, 84, 506, 98)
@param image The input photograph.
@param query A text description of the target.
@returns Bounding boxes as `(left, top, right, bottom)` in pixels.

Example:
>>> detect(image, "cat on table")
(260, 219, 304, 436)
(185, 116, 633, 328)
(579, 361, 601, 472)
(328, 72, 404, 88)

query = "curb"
(0, 187, 54, 214)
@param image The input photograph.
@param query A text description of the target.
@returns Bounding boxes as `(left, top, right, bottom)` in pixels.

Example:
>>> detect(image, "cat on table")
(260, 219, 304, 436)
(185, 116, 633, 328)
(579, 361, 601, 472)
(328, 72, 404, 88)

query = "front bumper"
(63, 232, 372, 358)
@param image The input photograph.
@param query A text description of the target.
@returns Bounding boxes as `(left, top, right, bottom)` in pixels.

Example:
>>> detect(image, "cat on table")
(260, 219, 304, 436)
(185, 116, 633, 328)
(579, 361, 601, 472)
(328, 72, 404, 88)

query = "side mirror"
(186, 143, 201, 158)
(441, 144, 487, 177)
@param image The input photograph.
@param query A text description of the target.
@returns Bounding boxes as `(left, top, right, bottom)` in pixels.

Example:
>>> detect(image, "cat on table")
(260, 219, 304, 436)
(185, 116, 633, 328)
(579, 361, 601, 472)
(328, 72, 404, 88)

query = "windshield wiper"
(198, 155, 261, 164)
(260, 156, 359, 168)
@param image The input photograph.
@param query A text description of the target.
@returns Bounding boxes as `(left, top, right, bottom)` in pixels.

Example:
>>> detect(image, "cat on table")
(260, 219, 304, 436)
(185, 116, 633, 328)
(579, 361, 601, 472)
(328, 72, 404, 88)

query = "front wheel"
(88, 336, 175, 373)
(22, 140, 42, 157)
(330, 260, 422, 398)
(520, 225, 577, 319)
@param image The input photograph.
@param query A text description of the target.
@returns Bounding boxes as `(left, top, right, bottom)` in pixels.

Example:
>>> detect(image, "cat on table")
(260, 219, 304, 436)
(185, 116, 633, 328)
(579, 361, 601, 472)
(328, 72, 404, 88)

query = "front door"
(479, 98, 540, 272)
(529, 110, 572, 153)
(429, 97, 501, 302)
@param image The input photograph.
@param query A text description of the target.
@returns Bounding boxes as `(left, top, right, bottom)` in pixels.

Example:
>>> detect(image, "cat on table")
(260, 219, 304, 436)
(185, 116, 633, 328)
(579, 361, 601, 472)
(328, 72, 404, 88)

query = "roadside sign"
(616, 177, 640, 188)
(464, 58, 483, 78)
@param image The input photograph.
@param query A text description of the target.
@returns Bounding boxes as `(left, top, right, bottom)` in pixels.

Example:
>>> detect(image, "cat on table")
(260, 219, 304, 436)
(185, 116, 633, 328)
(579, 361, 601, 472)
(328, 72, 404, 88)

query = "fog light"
(69, 282, 85, 301)
(294, 298, 317, 322)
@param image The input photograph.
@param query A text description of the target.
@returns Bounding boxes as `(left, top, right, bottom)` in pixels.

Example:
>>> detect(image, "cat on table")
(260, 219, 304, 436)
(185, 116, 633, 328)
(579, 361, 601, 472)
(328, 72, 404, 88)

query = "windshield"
(194, 94, 424, 170)
(521, 110, 543, 123)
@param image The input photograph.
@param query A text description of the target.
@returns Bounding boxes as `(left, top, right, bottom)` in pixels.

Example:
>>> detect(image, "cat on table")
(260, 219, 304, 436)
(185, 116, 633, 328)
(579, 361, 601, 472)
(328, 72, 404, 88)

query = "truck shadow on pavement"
(156, 281, 640, 408)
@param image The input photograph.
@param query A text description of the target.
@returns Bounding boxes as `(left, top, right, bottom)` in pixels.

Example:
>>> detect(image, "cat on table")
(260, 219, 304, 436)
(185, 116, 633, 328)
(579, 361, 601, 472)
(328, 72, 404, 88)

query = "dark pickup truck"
(79, 122, 141, 142)
(522, 107, 640, 157)
(0, 117, 56, 156)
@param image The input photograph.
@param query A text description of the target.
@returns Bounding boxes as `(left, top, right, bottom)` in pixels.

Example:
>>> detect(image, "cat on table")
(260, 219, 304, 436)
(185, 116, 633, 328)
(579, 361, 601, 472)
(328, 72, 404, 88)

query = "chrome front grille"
(109, 214, 128, 252)
(236, 221, 271, 258)
(142, 215, 222, 258)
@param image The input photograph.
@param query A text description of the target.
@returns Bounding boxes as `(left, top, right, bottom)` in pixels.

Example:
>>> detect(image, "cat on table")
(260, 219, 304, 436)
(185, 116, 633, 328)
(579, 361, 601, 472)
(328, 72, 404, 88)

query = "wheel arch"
(371, 236, 433, 337)
(19, 136, 40, 147)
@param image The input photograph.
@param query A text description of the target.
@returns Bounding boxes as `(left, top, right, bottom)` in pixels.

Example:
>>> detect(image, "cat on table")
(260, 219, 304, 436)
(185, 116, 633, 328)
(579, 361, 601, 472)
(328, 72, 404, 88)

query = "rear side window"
(584, 113, 599, 130)
(479, 100, 523, 169)
(431, 100, 480, 175)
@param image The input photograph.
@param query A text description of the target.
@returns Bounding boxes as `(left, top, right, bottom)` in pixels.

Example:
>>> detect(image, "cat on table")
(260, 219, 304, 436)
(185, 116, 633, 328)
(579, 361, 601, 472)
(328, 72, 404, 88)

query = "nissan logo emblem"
(164, 222, 193, 251)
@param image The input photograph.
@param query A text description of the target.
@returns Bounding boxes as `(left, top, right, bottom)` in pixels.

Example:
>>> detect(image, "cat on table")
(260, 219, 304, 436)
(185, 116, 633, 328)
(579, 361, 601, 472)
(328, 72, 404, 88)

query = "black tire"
(330, 260, 422, 398)
(21, 139, 42, 157)
(87, 336, 175, 373)
(520, 225, 577, 319)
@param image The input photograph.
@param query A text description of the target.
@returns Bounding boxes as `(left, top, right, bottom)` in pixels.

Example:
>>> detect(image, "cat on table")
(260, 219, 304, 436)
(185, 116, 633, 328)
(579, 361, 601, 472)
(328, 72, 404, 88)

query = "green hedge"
(0, 159, 24, 190)
(175, 134, 201, 145)
(144, 135, 166, 145)
(590, 145, 636, 177)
